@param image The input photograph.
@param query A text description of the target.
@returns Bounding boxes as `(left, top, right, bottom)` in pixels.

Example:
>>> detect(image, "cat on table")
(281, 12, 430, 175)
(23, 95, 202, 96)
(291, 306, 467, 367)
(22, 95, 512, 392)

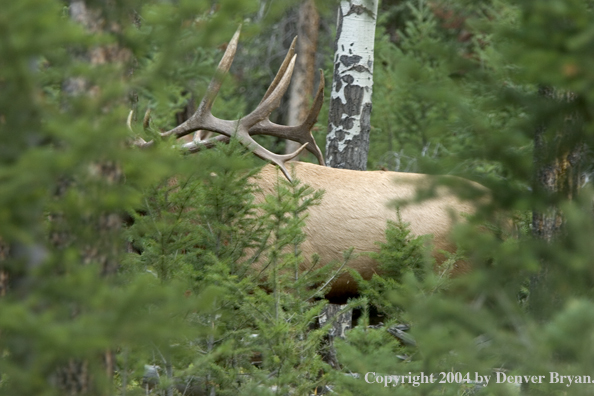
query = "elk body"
(131, 28, 488, 302)
(253, 162, 486, 301)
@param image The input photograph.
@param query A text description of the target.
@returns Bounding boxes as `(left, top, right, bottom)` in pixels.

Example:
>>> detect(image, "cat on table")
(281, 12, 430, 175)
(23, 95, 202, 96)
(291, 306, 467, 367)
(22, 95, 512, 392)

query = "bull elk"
(130, 28, 489, 302)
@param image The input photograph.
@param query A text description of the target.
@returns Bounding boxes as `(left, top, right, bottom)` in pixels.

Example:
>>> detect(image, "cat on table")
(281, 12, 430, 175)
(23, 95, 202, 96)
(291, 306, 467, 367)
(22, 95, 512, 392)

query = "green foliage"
(255, 169, 326, 299)
(371, 0, 465, 172)
(124, 140, 333, 395)
(6, 0, 594, 395)
(0, 0, 309, 394)
(372, 212, 435, 283)
(334, 1, 594, 394)
(371, 0, 531, 188)
(127, 141, 261, 282)
(351, 212, 441, 320)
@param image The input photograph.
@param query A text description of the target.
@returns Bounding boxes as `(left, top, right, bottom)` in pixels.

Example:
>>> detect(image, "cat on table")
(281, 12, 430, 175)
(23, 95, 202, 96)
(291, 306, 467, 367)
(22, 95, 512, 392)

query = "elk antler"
(132, 27, 325, 181)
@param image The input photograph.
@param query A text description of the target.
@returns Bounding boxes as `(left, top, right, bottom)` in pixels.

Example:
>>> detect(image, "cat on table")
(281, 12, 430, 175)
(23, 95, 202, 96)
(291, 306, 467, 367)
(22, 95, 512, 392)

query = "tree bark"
(285, 0, 320, 156)
(530, 86, 583, 318)
(325, 0, 378, 170)
(320, 0, 378, 368)
(318, 304, 352, 369)
(50, 2, 129, 393)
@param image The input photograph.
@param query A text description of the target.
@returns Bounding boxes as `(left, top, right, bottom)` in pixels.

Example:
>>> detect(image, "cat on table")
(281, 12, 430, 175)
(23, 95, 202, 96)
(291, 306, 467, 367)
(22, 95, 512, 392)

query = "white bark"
(326, 0, 378, 170)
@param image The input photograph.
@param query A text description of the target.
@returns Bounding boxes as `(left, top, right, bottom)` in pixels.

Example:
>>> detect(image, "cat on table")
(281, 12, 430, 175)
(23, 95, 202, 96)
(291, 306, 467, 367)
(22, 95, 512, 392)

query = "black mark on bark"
(345, 4, 376, 18)
(329, 84, 364, 128)
(340, 54, 362, 67)
(334, 63, 342, 92)
(361, 102, 372, 133)
(325, 129, 370, 170)
(345, 64, 371, 74)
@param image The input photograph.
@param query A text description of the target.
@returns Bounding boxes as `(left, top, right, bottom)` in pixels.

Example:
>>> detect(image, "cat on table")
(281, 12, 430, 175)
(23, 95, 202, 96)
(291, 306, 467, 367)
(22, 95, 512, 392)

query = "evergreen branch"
(307, 248, 354, 300)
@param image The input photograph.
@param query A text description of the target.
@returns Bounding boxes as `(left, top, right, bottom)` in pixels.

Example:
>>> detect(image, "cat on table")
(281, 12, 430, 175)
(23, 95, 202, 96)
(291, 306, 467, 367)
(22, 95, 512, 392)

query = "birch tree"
(326, 0, 379, 170)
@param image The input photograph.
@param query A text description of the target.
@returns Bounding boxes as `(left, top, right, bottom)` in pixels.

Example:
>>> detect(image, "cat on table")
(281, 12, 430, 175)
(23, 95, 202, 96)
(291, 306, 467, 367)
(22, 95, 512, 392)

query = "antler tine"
(249, 71, 326, 166)
(218, 53, 307, 181)
(245, 36, 325, 165)
(129, 28, 325, 181)
(128, 109, 153, 147)
(182, 134, 230, 152)
(182, 48, 326, 168)
(162, 26, 241, 139)
(183, 47, 306, 181)
(242, 53, 297, 127)
(142, 108, 152, 130)
(259, 36, 297, 104)
(248, 142, 310, 182)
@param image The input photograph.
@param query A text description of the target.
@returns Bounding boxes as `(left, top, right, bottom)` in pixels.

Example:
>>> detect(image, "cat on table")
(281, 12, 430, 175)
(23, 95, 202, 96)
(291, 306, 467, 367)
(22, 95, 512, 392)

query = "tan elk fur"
(252, 162, 488, 301)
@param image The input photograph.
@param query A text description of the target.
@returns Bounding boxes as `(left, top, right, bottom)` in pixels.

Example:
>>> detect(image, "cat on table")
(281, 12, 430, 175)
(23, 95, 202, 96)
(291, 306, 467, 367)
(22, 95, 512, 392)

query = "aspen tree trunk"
(285, 0, 320, 156)
(320, 1, 378, 370)
(326, 0, 379, 170)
